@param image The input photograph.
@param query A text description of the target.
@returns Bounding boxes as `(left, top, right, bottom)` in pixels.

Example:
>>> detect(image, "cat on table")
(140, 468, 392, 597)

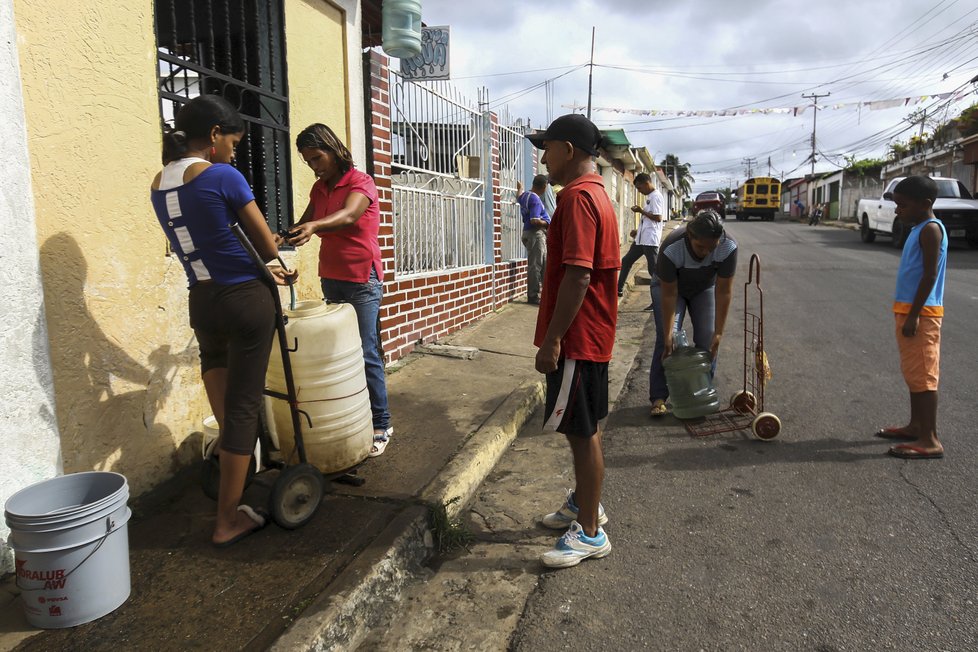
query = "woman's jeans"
(649, 278, 717, 402)
(321, 268, 391, 431)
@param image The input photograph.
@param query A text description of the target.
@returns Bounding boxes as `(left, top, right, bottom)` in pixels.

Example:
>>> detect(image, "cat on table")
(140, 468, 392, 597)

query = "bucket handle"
(15, 515, 118, 593)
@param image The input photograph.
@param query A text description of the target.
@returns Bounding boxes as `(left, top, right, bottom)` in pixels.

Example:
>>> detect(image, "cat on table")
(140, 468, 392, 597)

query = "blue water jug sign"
(400, 26, 450, 81)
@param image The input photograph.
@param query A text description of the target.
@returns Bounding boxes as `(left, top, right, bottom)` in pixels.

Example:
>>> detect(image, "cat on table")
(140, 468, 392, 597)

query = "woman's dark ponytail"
(161, 94, 245, 164)
(162, 129, 189, 164)
(688, 209, 725, 240)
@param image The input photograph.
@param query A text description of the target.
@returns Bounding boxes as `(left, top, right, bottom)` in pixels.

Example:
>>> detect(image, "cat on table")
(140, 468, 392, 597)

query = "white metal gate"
(498, 113, 527, 262)
(389, 71, 487, 276)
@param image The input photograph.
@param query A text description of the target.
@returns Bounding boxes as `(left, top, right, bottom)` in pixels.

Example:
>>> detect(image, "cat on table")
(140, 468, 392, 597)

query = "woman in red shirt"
(284, 123, 392, 457)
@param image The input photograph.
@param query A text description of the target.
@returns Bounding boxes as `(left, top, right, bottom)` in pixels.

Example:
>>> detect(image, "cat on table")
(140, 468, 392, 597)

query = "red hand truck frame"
(682, 253, 782, 440)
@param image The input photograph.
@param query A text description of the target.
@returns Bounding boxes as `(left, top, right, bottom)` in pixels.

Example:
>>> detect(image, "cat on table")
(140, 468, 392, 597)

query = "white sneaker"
(540, 521, 612, 568)
(541, 489, 608, 529)
(369, 427, 392, 458)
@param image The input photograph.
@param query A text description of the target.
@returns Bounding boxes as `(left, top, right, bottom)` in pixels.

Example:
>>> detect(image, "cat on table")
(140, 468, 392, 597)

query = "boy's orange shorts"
(895, 313, 942, 393)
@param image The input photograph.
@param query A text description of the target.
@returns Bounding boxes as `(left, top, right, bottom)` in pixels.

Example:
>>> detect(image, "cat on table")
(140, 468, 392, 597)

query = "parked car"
(857, 177, 978, 248)
(692, 191, 726, 219)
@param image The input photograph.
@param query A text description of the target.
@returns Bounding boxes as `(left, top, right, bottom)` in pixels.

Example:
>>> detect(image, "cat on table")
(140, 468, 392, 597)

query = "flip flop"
(888, 444, 944, 460)
(650, 400, 668, 417)
(874, 427, 916, 441)
(213, 505, 269, 548)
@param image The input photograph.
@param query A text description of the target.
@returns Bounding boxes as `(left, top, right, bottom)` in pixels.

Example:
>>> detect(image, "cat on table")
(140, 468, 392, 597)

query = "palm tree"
(658, 154, 694, 198)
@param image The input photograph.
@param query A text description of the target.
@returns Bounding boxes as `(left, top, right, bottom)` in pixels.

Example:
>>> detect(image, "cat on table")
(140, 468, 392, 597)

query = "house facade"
(0, 0, 658, 573)
(800, 169, 886, 222)
(883, 132, 978, 195)
(0, 0, 369, 572)
(366, 52, 534, 361)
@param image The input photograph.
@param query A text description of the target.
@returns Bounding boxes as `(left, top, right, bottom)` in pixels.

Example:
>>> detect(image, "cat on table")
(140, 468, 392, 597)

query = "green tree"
(888, 140, 909, 162)
(843, 157, 885, 177)
(954, 102, 978, 137)
(659, 154, 694, 197)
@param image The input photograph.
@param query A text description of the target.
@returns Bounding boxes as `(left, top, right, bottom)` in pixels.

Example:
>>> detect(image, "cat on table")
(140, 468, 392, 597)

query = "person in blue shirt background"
(517, 174, 551, 304)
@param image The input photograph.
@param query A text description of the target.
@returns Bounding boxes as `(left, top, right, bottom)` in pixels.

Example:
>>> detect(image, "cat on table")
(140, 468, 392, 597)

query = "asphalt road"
(512, 221, 978, 652)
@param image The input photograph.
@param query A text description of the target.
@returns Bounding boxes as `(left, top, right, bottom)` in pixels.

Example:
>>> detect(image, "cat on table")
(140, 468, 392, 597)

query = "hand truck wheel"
(730, 391, 757, 414)
(199, 454, 257, 501)
(270, 463, 324, 529)
(751, 412, 782, 441)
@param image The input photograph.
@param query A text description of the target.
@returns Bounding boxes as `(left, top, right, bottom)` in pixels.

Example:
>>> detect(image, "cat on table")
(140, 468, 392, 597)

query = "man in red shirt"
(526, 114, 620, 568)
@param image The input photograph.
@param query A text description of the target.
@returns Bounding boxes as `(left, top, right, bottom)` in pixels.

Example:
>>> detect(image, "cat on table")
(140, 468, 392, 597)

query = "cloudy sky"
(412, 0, 978, 193)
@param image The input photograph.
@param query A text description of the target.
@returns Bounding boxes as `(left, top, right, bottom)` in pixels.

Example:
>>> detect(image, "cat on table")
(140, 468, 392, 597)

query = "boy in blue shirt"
(876, 176, 947, 459)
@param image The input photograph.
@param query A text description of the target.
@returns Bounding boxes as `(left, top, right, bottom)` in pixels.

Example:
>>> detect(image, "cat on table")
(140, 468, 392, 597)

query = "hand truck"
(682, 253, 781, 440)
(199, 223, 365, 530)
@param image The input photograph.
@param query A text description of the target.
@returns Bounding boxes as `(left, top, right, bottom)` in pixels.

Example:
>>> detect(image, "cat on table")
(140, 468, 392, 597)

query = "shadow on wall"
(37, 233, 199, 486)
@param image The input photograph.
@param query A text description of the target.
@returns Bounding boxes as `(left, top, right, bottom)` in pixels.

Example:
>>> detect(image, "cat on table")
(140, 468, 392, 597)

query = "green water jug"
(382, 0, 422, 59)
(663, 330, 720, 419)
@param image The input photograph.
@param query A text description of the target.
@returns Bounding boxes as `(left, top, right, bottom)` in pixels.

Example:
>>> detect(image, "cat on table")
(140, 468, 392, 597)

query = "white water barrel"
(265, 300, 373, 473)
(264, 388, 373, 473)
(266, 301, 367, 402)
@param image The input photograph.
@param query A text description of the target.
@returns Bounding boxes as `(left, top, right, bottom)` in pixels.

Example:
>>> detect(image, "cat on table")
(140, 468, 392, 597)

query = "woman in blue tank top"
(151, 95, 295, 547)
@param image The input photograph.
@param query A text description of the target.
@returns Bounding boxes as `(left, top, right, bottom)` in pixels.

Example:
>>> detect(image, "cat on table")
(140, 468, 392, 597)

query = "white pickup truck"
(858, 176, 978, 248)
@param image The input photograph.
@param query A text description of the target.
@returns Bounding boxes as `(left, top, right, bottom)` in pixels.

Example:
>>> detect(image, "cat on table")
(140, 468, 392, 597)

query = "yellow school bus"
(734, 177, 781, 221)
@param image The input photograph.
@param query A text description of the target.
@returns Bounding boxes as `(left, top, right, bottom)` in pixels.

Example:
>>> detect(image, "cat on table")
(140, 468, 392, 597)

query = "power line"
(450, 64, 585, 80)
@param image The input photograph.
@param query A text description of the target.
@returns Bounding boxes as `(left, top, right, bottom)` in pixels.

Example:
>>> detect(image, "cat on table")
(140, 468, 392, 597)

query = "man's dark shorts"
(543, 358, 609, 437)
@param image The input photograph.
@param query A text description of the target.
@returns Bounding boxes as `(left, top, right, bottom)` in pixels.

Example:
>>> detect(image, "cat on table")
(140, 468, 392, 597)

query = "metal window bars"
(389, 71, 531, 277)
(498, 111, 527, 262)
(155, 0, 292, 233)
(389, 71, 486, 276)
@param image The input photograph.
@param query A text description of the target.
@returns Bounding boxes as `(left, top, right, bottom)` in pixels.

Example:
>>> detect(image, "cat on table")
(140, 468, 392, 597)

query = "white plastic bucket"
(200, 415, 262, 473)
(201, 414, 220, 458)
(4, 471, 132, 628)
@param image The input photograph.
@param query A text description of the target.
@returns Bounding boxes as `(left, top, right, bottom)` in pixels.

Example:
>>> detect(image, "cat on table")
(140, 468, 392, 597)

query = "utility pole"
(906, 108, 927, 155)
(802, 92, 830, 177)
(586, 27, 595, 120)
(742, 157, 757, 178)
(767, 156, 772, 176)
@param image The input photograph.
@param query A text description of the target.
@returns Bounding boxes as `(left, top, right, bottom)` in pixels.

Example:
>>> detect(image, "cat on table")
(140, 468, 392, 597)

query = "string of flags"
(563, 90, 974, 118)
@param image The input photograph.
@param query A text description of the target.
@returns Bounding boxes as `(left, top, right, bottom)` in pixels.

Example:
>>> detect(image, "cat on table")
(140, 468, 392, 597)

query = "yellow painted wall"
(14, 0, 351, 496)
(14, 0, 201, 495)
(281, 0, 350, 300)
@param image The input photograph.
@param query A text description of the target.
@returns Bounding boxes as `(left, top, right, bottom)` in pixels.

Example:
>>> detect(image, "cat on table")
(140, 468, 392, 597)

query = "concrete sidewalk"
(1, 244, 656, 652)
(0, 303, 545, 652)
(0, 214, 670, 652)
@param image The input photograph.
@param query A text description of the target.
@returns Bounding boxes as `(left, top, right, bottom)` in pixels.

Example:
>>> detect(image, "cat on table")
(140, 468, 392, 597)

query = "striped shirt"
(655, 227, 738, 297)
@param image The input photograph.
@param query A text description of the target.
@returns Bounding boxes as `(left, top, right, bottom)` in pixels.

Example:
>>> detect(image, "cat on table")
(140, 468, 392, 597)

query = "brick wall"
(366, 51, 528, 363)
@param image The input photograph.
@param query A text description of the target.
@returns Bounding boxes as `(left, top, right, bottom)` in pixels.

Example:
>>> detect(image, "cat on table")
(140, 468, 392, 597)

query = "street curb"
(271, 380, 545, 651)
(421, 379, 546, 520)
(269, 504, 430, 652)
